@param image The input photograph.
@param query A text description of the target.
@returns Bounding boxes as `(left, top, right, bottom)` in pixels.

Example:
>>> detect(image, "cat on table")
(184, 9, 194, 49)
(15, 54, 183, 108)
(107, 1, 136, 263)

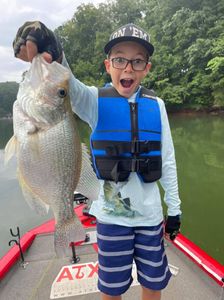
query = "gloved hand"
(165, 215, 181, 241)
(13, 21, 62, 62)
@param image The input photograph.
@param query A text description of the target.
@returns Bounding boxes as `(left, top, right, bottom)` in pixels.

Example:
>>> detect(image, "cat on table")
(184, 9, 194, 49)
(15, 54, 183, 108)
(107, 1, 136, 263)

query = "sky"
(0, 0, 104, 83)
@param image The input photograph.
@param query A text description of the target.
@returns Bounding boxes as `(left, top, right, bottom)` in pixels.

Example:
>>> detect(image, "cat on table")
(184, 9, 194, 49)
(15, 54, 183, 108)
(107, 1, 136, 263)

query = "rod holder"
(9, 226, 28, 268)
(70, 242, 80, 264)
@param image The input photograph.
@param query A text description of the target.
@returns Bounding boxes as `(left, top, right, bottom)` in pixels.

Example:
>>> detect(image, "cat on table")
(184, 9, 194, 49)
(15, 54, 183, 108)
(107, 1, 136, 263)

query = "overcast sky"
(0, 0, 104, 83)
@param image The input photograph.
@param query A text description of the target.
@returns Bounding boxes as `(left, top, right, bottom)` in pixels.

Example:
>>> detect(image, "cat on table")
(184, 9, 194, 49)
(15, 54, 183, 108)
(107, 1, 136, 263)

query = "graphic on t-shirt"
(103, 181, 135, 217)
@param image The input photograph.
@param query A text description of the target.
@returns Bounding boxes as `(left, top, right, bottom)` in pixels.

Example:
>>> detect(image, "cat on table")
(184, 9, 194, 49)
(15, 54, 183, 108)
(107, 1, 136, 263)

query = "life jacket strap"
(95, 156, 162, 182)
(92, 140, 161, 156)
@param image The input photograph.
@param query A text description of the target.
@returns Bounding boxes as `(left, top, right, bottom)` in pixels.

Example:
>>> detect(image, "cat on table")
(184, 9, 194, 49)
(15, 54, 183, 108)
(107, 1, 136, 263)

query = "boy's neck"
(128, 86, 141, 102)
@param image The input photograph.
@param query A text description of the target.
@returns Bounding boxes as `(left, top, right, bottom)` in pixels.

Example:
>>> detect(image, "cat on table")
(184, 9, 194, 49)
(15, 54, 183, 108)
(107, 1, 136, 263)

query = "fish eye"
(57, 88, 67, 98)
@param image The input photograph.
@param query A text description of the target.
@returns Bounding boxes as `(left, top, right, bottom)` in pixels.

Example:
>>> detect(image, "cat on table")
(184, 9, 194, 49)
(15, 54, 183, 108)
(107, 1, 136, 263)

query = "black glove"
(13, 21, 62, 62)
(165, 215, 181, 241)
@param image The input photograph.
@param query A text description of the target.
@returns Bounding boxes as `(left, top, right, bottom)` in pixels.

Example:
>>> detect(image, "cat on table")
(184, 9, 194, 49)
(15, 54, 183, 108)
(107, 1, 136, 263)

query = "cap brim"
(104, 36, 154, 56)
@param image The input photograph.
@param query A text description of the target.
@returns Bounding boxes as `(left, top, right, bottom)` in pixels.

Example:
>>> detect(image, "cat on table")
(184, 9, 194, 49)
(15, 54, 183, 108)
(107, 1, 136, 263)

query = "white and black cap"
(104, 23, 154, 56)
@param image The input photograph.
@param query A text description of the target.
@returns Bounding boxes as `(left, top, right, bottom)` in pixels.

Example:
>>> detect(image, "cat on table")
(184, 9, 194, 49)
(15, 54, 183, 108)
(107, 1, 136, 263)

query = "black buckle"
(142, 141, 151, 153)
(131, 140, 155, 154)
(131, 140, 140, 154)
(131, 158, 141, 172)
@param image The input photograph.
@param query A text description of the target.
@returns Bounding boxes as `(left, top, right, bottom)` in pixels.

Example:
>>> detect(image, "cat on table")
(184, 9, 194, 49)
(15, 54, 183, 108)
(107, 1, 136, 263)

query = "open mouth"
(120, 79, 134, 88)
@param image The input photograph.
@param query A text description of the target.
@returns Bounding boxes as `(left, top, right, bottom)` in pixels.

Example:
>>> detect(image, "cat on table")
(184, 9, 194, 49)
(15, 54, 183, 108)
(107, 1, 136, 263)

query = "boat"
(0, 195, 223, 300)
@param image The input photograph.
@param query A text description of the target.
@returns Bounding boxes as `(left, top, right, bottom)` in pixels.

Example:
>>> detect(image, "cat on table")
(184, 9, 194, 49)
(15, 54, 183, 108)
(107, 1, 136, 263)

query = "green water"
(0, 115, 223, 264)
(169, 114, 224, 264)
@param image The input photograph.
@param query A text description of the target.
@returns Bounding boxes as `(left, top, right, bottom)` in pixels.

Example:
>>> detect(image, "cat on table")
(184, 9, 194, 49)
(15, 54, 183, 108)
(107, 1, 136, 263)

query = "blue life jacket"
(90, 86, 162, 182)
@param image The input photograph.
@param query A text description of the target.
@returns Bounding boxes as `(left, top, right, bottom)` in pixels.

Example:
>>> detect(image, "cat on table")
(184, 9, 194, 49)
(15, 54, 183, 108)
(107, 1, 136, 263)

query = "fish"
(5, 55, 100, 257)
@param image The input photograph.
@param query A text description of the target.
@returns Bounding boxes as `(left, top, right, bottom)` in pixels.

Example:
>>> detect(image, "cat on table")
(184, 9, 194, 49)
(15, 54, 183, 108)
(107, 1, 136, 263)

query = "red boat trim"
(0, 205, 95, 280)
(173, 233, 224, 286)
(1, 204, 224, 286)
(0, 219, 55, 280)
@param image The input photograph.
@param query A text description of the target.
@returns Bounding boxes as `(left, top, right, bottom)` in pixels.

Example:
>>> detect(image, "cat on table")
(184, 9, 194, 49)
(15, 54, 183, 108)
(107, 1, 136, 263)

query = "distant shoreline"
(0, 117, 12, 121)
(167, 106, 224, 115)
(1, 106, 224, 120)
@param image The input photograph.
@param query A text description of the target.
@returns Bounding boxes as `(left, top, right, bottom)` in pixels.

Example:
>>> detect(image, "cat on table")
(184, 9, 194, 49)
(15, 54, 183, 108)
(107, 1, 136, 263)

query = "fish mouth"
(120, 79, 134, 88)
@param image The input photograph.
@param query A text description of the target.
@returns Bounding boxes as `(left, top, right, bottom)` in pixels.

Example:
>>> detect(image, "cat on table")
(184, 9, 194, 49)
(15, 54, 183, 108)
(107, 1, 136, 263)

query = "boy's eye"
(134, 59, 143, 64)
(114, 57, 126, 64)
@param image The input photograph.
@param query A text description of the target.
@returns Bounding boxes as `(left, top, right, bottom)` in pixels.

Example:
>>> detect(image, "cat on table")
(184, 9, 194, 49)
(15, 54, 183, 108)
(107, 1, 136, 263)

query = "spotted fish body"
(5, 56, 99, 256)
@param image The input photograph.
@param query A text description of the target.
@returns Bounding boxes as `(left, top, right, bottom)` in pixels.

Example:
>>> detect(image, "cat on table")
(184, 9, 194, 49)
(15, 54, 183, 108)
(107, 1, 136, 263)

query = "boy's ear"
(104, 59, 111, 74)
(142, 62, 152, 77)
(146, 62, 152, 73)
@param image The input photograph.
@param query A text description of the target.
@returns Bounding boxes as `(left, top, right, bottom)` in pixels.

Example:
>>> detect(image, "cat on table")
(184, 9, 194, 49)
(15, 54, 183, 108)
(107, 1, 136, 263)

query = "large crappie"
(5, 55, 99, 257)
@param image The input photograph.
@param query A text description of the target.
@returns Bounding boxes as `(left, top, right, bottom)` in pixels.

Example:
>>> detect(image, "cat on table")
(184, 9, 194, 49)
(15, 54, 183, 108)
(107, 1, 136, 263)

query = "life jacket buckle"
(131, 140, 140, 154)
(142, 141, 150, 153)
(131, 158, 141, 172)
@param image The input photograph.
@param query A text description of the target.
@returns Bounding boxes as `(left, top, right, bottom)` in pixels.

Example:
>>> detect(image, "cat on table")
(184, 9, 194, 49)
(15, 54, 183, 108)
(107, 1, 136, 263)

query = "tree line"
(0, 82, 18, 118)
(56, 0, 224, 109)
(1, 0, 223, 117)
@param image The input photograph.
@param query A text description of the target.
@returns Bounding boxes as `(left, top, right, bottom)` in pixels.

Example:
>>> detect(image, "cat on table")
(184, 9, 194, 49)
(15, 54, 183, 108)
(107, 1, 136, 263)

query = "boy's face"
(104, 41, 151, 98)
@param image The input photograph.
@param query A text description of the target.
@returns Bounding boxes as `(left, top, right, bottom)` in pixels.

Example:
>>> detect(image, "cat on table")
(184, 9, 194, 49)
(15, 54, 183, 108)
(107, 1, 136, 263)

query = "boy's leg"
(101, 293, 122, 300)
(141, 286, 161, 300)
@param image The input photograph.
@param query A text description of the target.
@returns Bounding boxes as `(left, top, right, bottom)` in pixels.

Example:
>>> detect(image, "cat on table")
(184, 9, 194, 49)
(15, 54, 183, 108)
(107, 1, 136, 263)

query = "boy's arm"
(62, 56, 98, 130)
(158, 98, 182, 217)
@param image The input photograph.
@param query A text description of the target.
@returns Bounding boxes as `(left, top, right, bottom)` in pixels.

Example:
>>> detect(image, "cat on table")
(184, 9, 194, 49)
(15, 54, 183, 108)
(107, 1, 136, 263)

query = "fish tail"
(54, 216, 86, 257)
(76, 143, 100, 201)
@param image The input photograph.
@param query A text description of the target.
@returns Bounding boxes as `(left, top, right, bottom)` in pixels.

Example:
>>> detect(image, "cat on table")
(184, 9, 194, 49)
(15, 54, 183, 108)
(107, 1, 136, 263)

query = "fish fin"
(4, 136, 17, 165)
(76, 143, 100, 201)
(54, 216, 86, 257)
(17, 170, 49, 215)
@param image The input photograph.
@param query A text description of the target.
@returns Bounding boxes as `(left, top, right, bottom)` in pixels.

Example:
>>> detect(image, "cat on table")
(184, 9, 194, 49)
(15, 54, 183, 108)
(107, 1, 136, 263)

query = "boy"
(13, 21, 181, 300)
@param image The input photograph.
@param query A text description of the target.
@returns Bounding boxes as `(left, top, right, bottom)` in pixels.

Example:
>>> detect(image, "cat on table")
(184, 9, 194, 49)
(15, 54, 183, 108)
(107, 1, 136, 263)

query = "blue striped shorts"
(97, 221, 172, 296)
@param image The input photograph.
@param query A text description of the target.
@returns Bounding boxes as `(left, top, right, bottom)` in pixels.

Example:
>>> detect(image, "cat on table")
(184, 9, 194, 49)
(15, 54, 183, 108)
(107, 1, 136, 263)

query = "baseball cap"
(104, 23, 154, 56)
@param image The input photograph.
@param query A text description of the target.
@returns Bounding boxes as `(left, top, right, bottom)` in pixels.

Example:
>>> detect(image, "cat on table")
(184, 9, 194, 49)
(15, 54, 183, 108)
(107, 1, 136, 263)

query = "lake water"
(0, 115, 223, 264)
(0, 119, 53, 258)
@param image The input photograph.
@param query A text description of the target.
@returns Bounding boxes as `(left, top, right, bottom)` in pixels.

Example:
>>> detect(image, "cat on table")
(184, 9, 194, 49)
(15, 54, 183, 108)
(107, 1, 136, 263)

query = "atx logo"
(56, 262, 99, 283)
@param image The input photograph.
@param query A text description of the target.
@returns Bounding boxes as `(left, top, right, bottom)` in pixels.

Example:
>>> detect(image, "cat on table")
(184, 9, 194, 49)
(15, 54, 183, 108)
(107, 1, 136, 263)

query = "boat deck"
(0, 228, 223, 300)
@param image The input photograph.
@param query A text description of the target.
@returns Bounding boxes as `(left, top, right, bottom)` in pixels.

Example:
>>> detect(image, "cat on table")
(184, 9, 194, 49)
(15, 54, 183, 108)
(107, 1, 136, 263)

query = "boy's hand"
(13, 21, 62, 63)
(164, 215, 181, 241)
